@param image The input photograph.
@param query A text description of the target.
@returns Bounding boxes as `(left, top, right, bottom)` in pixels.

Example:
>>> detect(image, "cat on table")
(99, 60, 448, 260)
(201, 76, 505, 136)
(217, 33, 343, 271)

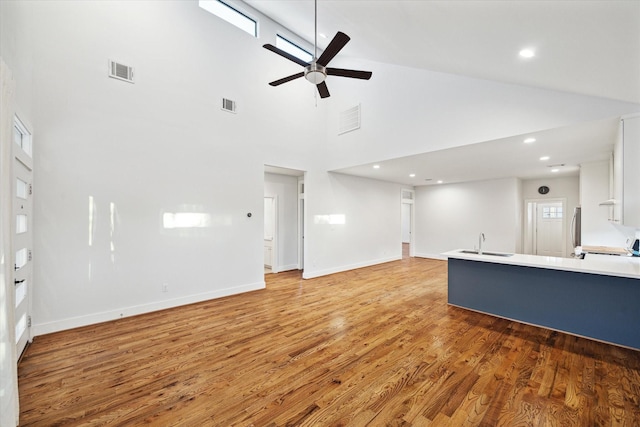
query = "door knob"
(14, 279, 25, 285)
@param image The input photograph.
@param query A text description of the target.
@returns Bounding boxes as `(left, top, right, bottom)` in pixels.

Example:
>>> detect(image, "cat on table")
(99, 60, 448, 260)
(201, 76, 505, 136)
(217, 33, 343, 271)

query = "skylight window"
(199, 0, 257, 37)
(276, 35, 313, 63)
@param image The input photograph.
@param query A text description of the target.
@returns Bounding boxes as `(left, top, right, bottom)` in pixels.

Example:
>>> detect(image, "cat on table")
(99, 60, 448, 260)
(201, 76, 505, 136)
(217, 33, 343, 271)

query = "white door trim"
(298, 177, 305, 271)
(264, 195, 278, 273)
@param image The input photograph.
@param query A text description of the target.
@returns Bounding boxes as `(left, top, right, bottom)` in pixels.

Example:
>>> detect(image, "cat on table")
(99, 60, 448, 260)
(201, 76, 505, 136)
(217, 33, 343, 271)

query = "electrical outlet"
(162, 283, 168, 293)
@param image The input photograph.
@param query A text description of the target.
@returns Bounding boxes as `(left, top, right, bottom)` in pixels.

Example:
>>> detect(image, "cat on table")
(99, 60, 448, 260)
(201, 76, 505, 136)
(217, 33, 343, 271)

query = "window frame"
(199, 0, 258, 38)
(276, 34, 313, 63)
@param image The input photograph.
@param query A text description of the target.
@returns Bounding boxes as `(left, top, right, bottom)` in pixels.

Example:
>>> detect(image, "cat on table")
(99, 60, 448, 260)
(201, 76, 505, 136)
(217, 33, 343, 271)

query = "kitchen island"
(443, 250, 640, 350)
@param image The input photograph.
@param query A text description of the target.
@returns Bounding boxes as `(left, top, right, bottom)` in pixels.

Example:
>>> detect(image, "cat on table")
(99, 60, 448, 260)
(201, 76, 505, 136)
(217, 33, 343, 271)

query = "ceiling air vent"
(221, 98, 236, 113)
(108, 60, 134, 83)
(339, 104, 361, 135)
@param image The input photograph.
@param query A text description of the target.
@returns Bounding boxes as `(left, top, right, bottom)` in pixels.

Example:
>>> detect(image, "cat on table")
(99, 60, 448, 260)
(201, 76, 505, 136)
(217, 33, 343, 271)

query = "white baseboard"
(32, 281, 265, 336)
(272, 264, 299, 273)
(414, 252, 448, 260)
(302, 255, 401, 279)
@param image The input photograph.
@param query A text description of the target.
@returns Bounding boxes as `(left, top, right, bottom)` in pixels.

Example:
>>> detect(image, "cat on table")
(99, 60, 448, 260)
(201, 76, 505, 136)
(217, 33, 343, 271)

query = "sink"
(458, 250, 514, 257)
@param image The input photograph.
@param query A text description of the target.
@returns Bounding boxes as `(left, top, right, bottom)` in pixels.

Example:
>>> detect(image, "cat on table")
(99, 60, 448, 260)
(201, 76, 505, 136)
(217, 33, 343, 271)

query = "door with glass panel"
(13, 116, 33, 358)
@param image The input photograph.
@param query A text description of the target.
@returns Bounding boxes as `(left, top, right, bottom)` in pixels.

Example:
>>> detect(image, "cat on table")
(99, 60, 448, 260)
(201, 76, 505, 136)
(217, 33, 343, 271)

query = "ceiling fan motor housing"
(305, 62, 327, 84)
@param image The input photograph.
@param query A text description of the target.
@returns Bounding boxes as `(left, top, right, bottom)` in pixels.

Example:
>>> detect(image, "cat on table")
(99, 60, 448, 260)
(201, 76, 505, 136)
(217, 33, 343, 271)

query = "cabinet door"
(612, 121, 623, 223)
(623, 116, 640, 227)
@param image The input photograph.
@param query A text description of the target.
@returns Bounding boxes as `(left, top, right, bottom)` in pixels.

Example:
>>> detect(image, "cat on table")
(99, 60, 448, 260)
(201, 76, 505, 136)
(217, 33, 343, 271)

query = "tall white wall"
(264, 172, 299, 272)
(3, 0, 330, 335)
(414, 178, 521, 258)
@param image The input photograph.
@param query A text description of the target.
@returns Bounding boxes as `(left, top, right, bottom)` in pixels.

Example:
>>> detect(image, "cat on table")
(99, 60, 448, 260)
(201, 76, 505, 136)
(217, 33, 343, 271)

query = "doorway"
(263, 166, 305, 276)
(401, 189, 415, 258)
(524, 199, 567, 257)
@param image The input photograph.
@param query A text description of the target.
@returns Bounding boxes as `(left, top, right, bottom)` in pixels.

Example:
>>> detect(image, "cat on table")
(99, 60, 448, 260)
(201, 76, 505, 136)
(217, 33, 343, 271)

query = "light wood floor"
(18, 257, 640, 426)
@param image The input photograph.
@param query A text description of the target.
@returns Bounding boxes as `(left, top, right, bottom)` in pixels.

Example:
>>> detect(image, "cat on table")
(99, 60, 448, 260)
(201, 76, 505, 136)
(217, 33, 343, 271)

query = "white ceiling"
(246, 0, 640, 185)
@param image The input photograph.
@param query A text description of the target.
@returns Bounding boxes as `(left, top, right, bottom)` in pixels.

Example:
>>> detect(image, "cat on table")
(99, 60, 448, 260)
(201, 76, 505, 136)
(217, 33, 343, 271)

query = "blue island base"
(448, 258, 640, 350)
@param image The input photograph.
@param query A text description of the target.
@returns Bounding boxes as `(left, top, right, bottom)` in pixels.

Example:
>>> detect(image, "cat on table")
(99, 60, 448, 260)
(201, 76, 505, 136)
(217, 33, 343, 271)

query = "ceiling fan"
(262, 0, 372, 98)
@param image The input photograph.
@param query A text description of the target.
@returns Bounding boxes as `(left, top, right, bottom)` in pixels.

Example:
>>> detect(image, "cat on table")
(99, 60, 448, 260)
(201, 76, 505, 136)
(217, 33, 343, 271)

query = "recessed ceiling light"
(409, 173, 416, 178)
(373, 164, 380, 169)
(539, 156, 550, 161)
(551, 169, 559, 173)
(524, 137, 536, 144)
(519, 48, 535, 58)
(319, 33, 327, 39)
(437, 180, 443, 184)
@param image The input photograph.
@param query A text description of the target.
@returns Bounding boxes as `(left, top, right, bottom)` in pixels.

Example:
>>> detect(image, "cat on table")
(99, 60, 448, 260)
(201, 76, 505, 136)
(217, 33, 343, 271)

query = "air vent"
(339, 104, 361, 135)
(108, 60, 134, 83)
(222, 98, 236, 113)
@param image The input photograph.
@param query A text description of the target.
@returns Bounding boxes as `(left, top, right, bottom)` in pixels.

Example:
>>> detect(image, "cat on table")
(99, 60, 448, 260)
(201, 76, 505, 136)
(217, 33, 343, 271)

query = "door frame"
(264, 195, 278, 273)
(12, 113, 34, 358)
(297, 176, 305, 270)
(523, 197, 567, 257)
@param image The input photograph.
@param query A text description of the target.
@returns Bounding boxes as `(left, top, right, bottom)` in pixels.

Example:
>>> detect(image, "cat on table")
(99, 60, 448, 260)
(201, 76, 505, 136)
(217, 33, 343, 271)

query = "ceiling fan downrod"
(305, 0, 327, 84)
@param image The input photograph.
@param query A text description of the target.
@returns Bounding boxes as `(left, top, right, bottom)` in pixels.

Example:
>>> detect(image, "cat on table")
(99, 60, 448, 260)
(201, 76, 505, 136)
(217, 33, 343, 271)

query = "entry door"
(13, 117, 33, 358)
(536, 202, 564, 257)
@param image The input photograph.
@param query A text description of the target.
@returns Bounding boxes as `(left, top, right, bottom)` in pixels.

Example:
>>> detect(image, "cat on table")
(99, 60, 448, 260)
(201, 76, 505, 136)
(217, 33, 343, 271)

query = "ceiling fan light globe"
(305, 70, 326, 84)
(304, 63, 327, 84)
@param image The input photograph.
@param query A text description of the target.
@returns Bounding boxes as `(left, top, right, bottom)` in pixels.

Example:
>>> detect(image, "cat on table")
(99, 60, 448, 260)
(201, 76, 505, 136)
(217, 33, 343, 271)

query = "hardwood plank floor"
(18, 257, 640, 426)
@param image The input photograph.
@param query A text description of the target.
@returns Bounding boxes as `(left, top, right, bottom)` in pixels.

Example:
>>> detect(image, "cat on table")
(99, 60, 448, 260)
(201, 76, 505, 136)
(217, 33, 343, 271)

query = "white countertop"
(443, 249, 640, 280)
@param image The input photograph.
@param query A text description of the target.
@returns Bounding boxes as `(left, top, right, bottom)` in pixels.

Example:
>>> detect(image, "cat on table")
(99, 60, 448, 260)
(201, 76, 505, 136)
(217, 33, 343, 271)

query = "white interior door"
(12, 116, 33, 358)
(536, 202, 565, 257)
(401, 203, 411, 243)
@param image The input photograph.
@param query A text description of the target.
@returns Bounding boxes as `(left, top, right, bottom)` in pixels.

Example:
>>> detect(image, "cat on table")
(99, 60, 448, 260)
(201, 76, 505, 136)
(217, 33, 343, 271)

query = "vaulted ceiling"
(248, 0, 640, 185)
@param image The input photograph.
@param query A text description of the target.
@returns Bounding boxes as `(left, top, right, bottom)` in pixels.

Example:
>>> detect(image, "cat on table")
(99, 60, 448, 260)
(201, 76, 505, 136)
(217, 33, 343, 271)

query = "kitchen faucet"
(478, 232, 485, 254)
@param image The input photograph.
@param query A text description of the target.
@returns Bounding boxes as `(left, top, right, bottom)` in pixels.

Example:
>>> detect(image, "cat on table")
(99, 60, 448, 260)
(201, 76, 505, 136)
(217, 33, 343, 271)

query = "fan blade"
(327, 68, 373, 80)
(263, 44, 310, 67)
(269, 72, 305, 86)
(316, 31, 350, 66)
(317, 81, 330, 98)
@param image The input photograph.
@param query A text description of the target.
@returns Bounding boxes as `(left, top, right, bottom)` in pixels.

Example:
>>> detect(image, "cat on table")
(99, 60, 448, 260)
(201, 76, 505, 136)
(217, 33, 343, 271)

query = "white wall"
(303, 172, 404, 278)
(264, 172, 299, 272)
(2, 0, 331, 335)
(521, 176, 580, 256)
(414, 178, 521, 258)
(579, 161, 628, 246)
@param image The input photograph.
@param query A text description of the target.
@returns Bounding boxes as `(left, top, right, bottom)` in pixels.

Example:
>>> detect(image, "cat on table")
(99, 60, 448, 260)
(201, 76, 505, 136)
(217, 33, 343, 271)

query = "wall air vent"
(222, 98, 236, 113)
(339, 104, 361, 135)
(108, 60, 134, 83)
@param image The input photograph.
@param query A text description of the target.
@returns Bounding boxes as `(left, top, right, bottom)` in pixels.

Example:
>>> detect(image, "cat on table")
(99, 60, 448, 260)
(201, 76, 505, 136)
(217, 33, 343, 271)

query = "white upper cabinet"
(622, 115, 640, 228)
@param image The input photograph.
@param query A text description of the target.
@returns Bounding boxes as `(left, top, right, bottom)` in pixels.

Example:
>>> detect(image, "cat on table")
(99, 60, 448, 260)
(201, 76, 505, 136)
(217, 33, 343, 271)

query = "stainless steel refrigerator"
(571, 206, 581, 248)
